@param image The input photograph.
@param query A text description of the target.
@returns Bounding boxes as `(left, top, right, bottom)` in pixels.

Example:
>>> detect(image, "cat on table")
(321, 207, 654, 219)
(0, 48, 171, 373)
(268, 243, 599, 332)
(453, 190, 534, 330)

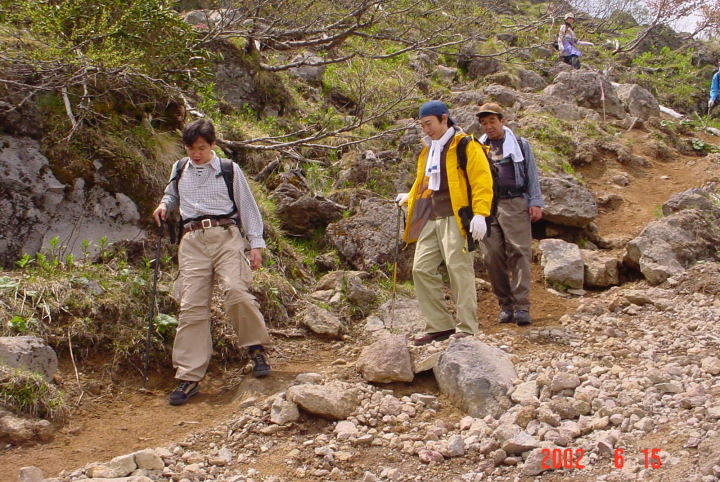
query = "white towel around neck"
(480, 126, 524, 163)
(425, 126, 456, 191)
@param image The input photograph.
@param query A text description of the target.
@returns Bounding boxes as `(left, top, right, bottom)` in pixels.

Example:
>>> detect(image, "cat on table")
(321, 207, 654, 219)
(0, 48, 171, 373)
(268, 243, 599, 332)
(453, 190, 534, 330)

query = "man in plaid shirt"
(153, 119, 271, 406)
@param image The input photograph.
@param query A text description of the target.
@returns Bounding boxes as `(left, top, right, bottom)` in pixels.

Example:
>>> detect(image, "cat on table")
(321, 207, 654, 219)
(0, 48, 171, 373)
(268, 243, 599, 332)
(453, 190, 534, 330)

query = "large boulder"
(0, 135, 145, 266)
(517, 69, 548, 91)
(539, 177, 598, 227)
(433, 338, 516, 418)
(327, 198, 413, 280)
(624, 209, 720, 285)
(289, 52, 327, 85)
(615, 83, 660, 120)
(286, 382, 360, 420)
(0, 336, 57, 382)
(362, 298, 426, 336)
(543, 71, 625, 118)
(271, 180, 343, 236)
(539, 239, 584, 290)
(467, 57, 502, 79)
(662, 185, 718, 216)
(356, 334, 414, 383)
(581, 250, 620, 288)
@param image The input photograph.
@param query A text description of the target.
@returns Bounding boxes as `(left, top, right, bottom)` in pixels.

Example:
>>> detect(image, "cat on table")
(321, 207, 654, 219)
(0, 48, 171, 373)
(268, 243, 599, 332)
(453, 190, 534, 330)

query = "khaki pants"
(481, 196, 533, 311)
(412, 217, 478, 335)
(173, 225, 270, 381)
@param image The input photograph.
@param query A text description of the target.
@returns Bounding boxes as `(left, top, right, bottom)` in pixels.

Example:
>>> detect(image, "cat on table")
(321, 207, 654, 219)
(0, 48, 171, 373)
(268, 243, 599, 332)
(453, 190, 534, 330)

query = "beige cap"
(564, 12, 575, 20)
(476, 102, 505, 119)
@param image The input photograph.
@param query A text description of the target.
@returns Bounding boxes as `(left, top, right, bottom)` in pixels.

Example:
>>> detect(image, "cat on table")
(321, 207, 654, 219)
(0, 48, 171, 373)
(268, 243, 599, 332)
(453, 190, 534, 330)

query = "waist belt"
(184, 218, 235, 233)
(498, 187, 525, 198)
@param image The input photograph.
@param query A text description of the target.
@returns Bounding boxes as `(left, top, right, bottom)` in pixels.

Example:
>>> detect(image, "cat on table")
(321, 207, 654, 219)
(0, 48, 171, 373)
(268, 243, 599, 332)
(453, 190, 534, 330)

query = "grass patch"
(0, 364, 66, 420)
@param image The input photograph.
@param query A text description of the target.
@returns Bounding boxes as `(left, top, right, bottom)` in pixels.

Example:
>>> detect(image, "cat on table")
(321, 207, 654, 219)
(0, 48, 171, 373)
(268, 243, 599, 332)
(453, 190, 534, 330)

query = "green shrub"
(0, 364, 66, 420)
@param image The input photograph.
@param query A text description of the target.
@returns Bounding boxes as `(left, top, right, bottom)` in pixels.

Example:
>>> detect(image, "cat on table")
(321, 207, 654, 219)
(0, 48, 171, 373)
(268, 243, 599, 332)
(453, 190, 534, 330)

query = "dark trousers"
(562, 55, 580, 69)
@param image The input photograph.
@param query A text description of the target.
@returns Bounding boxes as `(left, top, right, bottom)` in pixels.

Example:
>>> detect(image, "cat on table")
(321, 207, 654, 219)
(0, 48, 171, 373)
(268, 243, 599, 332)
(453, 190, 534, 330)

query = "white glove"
(709, 99, 716, 110)
(395, 192, 410, 206)
(469, 215, 487, 241)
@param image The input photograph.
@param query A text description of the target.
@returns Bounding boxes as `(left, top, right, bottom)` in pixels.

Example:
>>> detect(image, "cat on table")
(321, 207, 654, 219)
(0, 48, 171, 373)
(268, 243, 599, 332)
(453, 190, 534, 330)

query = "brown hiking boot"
(413, 329, 455, 346)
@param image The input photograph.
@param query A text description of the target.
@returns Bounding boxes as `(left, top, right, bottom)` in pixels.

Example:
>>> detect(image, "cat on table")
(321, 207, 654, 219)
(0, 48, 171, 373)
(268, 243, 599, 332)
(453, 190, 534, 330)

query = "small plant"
(154, 313, 178, 339)
(81, 239, 92, 264)
(15, 253, 32, 269)
(7, 315, 36, 333)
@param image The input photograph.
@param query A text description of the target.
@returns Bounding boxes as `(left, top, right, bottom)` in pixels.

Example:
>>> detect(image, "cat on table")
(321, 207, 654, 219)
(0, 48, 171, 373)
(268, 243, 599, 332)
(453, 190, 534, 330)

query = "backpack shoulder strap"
(219, 158, 238, 213)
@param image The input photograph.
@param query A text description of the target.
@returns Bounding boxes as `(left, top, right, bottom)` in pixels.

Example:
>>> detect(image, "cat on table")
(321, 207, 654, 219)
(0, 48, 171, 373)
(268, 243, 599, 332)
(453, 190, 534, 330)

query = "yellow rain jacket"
(403, 131, 494, 243)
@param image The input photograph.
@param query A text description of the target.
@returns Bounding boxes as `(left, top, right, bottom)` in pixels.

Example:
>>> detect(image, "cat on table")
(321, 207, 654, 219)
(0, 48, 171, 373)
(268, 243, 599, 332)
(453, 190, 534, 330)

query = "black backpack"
(167, 157, 238, 240)
(456, 135, 529, 250)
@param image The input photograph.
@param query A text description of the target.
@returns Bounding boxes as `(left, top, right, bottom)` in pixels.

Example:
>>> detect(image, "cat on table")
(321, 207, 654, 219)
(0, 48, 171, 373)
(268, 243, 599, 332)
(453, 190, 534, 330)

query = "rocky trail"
(3, 126, 720, 481)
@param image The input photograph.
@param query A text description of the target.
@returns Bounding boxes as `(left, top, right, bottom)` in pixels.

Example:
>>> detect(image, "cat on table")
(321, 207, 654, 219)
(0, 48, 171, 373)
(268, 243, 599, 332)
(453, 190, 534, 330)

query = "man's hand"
(709, 98, 716, 112)
(529, 206, 543, 223)
(249, 248, 262, 270)
(152, 203, 167, 226)
(469, 215, 487, 241)
(395, 192, 410, 206)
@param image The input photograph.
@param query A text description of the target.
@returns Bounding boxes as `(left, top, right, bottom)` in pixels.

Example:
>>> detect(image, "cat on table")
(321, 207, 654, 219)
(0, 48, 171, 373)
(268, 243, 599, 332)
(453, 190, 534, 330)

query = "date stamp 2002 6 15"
(540, 448, 663, 471)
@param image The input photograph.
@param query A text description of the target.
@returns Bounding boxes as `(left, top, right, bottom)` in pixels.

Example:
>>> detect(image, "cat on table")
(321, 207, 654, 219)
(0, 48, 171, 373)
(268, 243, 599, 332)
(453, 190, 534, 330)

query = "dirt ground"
(1, 127, 718, 480)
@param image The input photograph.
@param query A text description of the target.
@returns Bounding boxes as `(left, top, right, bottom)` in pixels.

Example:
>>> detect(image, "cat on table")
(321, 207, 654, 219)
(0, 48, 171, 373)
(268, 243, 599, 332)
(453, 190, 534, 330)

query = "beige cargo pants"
(173, 224, 270, 381)
(412, 216, 478, 335)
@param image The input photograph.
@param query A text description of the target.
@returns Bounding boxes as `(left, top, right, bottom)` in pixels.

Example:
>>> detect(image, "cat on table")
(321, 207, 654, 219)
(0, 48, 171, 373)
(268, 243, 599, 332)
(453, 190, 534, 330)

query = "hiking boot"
(498, 309, 514, 324)
(413, 329, 455, 346)
(168, 380, 199, 406)
(514, 310, 532, 326)
(450, 332, 473, 340)
(249, 347, 271, 378)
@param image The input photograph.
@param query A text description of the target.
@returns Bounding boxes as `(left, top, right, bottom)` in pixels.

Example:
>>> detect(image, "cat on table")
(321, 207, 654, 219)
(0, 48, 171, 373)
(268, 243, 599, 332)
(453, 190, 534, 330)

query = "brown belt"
(184, 218, 235, 232)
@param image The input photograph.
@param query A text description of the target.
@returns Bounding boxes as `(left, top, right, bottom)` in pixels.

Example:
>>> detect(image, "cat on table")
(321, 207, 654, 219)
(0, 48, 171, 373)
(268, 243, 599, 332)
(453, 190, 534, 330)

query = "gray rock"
(334, 420, 358, 440)
(370, 298, 426, 335)
(543, 71, 625, 118)
(0, 336, 58, 382)
(289, 52, 326, 84)
(616, 83, 660, 120)
(271, 179, 344, 236)
(357, 335, 414, 383)
(17, 466, 44, 482)
(286, 382, 360, 420)
(662, 186, 718, 216)
(433, 65, 458, 82)
(447, 434, 465, 457)
(270, 398, 300, 425)
(86, 454, 137, 478)
(582, 249, 620, 288)
(550, 373, 581, 393)
(299, 304, 344, 338)
(434, 338, 517, 418)
(701, 357, 720, 376)
(132, 449, 164, 470)
(539, 239, 584, 290)
(517, 69, 548, 91)
(327, 198, 414, 280)
(0, 135, 144, 265)
(624, 209, 720, 285)
(0, 410, 53, 444)
(483, 84, 519, 107)
(501, 431, 541, 454)
(467, 57, 502, 78)
(539, 176, 598, 227)
(522, 447, 554, 476)
(511, 380, 540, 406)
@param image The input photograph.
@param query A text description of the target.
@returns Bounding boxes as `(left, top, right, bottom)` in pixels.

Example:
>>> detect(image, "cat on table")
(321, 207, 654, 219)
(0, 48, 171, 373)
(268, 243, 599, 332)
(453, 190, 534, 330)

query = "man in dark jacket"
(477, 103, 544, 326)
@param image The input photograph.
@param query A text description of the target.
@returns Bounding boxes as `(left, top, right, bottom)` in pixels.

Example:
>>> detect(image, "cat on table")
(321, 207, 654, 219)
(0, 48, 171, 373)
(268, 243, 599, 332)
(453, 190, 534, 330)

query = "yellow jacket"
(403, 131, 494, 243)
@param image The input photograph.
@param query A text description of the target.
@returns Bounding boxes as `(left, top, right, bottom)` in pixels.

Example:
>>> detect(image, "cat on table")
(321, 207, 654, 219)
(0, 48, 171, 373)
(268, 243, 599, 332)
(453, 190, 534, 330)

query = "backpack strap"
(219, 158, 237, 215)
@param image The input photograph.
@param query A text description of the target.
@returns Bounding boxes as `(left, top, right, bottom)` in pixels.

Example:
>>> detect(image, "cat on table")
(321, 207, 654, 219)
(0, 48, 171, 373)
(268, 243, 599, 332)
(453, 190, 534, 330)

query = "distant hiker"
(395, 100, 494, 346)
(153, 119, 271, 406)
(476, 103, 544, 326)
(557, 12, 593, 69)
(709, 61, 720, 115)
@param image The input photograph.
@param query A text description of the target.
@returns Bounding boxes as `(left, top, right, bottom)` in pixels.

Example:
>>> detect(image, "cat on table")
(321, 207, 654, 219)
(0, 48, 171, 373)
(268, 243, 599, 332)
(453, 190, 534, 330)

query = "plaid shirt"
(161, 153, 266, 249)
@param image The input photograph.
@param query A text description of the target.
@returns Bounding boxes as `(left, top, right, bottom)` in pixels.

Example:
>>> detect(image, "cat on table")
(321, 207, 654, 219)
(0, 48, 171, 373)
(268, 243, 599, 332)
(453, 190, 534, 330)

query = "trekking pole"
(390, 204, 403, 321)
(142, 221, 164, 390)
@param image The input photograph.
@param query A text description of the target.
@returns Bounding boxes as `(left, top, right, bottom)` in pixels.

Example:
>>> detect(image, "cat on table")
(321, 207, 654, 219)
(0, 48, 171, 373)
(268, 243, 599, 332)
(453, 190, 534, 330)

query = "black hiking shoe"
(250, 347, 271, 378)
(514, 310, 532, 326)
(498, 309, 514, 324)
(413, 329, 455, 346)
(168, 380, 199, 406)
